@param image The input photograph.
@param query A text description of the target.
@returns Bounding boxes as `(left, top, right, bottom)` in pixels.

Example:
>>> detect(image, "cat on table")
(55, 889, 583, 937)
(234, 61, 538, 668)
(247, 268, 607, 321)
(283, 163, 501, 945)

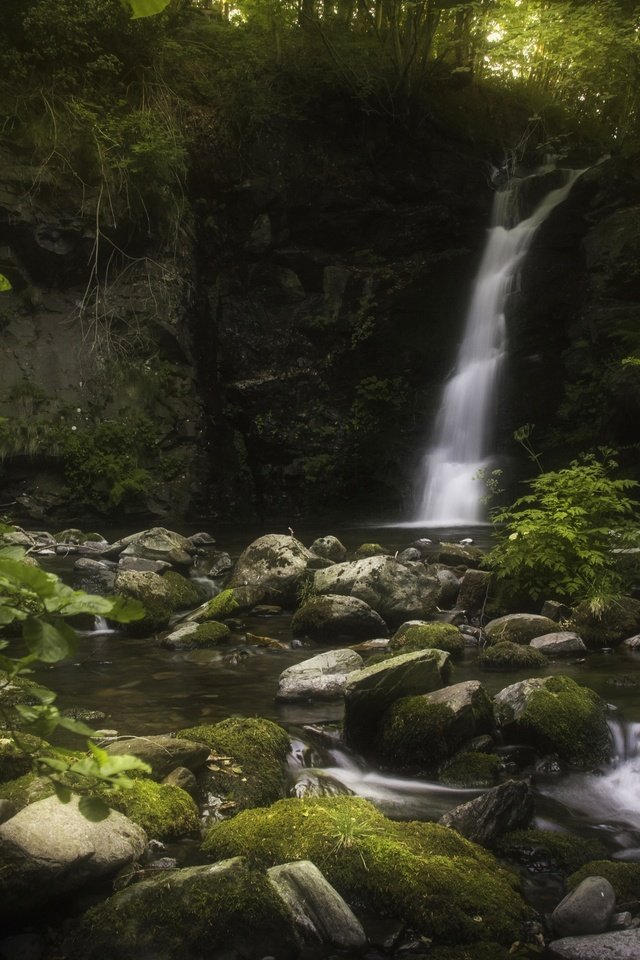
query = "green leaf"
(104, 596, 146, 623)
(23, 618, 78, 663)
(123, 0, 172, 19)
(0, 557, 59, 596)
(52, 781, 72, 803)
(57, 715, 96, 736)
(38, 756, 71, 773)
(28, 683, 58, 705)
(0, 273, 11, 292)
(78, 795, 111, 822)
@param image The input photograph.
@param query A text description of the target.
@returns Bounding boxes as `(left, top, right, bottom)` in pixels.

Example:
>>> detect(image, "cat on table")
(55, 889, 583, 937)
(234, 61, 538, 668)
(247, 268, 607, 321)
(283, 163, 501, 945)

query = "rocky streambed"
(2, 524, 640, 960)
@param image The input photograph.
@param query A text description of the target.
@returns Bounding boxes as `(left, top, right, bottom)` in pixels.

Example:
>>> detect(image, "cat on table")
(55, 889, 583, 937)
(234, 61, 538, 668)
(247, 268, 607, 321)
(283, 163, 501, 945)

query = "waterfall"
(413, 166, 583, 527)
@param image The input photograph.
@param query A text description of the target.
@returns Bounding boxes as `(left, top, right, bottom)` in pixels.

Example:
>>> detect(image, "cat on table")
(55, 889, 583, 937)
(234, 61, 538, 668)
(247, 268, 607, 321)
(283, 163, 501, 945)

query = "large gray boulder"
(439, 780, 534, 846)
(103, 735, 210, 780)
(485, 613, 561, 645)
(547, 929, 640, 959)
(64, 857, 300, 960)
(276, 649, 364, 702)
(0, 795, 147, 913)
(551, 876, 616, 938)
(344, 649, 450, 754)
(493, 676, 610, 767)
(291, 594, 388, 643)
(530, 632, 587, 656)
(313, 556, 439, 627)
(267, 860, 366, 949)
(227, 534, 314, 607)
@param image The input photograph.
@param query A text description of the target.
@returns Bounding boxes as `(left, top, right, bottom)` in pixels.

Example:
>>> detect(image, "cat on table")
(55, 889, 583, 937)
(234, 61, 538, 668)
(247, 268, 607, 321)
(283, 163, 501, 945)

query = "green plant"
(0, 545, 149, 818)
(488, 451, 640, 603)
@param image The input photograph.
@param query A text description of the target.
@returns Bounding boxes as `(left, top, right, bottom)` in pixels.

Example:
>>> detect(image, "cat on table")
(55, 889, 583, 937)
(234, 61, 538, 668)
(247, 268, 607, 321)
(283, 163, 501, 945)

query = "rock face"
(439, 780, 534, 846)
(493, 676, 610, 767)
(291, 594, 388, 642)
(551, 876, 616, 937)
(313, 556, 439, 627)
(276, 649, 364, 702)
(0, 795, 147, 914)
(343, 649, 450, 754)
(103, 736, 210, 780)
(227, 534, 314, 607)
(267, 860, 366, 949)
(485, 613, 561, 645)
(547, 929, 640, 959)
(64, 857, 300, 960)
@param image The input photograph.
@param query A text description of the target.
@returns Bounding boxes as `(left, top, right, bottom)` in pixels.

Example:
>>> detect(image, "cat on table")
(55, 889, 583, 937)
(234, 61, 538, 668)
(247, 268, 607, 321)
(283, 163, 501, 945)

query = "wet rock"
(419, 680, 494, 741)
(397, 547, 421, 562)
(547, 928, 640, 959)
(313, 556, 439, 627)
(541, 599, 574, 622)
(439, 779, 534, 846)
(188, 532, 217, 546)
(530, 632, 587, 655)
(432, 565, 460, 607)
(309, 536, 347, 563)
(456, 568, 493, 616)
(73, 557, 117, 590)
(116, 527, 195, 567)
(290, 770, 354, 798)
(117, 556, 172, 574)
(104, 736, 210, 780)
(485, 613, 561, 645)
(202, 552, 232, 577)
(227, 534, 314, 607)
(267, 860, 366, 949)
(435, 543, 483, 567)
(277, 649, 364, 702)
(0, 795, 147, 915)
(162, 766, 198, 798)
(551, 875, 616, 937)
(292, 594, 388, 643)
(161, 620, 231, 649)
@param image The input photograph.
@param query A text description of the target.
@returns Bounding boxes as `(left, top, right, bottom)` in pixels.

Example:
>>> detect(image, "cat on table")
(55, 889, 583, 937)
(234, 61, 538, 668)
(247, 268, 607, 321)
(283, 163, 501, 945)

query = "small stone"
(551, 876, 616, 937)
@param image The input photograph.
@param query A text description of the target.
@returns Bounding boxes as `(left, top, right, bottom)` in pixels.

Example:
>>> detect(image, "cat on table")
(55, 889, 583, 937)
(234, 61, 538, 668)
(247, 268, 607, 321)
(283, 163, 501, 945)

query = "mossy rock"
(571, 596, 640, 647)
(567, 860, 640, 902)
(114, 570, 178, 634)
(484, 614, 561, 646)
(0, 772, 54, 811)
(64, 857, 300, 960)
(439, 752, 501, 788)
(202, 797, 530, 945)
(496, 830, 608, 876)
(391, 622, 465, 659)
(176, 717, 290, 811)
(353, 542, 388, 558)
(97, 779, 199, 841)
(0, 734, 46, 784)
(189, 588, 241, 623)
(161, 571, 205, 610)
(478, 641, 547, 671)
(162, 620, 231, 650)
(494, 676, 610, 768)
(376, 699, 466, 773)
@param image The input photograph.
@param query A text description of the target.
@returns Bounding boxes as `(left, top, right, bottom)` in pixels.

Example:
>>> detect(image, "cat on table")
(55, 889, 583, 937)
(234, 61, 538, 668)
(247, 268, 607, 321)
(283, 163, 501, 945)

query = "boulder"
(64, 857, 300, 960)
(343, 649, 450, 754)
(439, 780, 534, 846)
(376, 681, 493, 772)
(103, 736, 210, 780)
(313, 556, 439, 627)
(571, 597, 640, 647)
(161, 620, 231, 649)
(276, 649, 364, 702)
(456, 569, 493, 616)
(485, 613, 561, 645)
(291, 594, 387, 643)
(391, 621, 465, 658)
(73, 557, 116, 590)
(547, 929, 640, 960)
(493, 676, 610, 767)
(116, 556, 172, 574)
(267, 860, 366, 948)
(113, 570, 178, 632)
(227, 534, 314, 607)
(478, 641, 547, 671)
(309, 536, 347, 562)
(551, 876, 616, 937)
(435, 543, 483, 567)
(530, 632, 587, 655)
(290, 770, 354, 799)
(0, 795, 147, 914)
(541, 600, 574, 622)
(432, 565, 461, 607)
(117, 527, 194, 566)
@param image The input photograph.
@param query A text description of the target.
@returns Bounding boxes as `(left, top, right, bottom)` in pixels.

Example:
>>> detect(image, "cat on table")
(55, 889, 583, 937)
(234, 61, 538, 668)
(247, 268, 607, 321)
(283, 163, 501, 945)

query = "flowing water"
(414, 167, 583, 527)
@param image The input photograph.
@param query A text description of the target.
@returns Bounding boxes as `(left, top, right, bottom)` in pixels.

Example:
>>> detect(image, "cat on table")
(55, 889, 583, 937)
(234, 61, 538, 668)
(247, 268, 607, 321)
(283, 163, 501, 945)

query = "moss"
(65, 858, 300, 960)
(567, 860, 640, 902)
(115, 570, 175, 634)
(478, 642, 547, 671)
(190, 621, 231, 646)
(98, 778, 199, 840)
(0, 772, 53, 811)
(496, 830, 608, 875)
(353, 542, 388, 558)
(520, 676, 610, 767)
(197, 588, 240, 622)
(571, 596, 640, 647)
(161, 571, 205, 610)
(376, 698, 463, 772)
(391, 622, 465, 659)
(176, 717, 290, 811)
(202, 797, 530, 945)
(439, 752, 501, 788)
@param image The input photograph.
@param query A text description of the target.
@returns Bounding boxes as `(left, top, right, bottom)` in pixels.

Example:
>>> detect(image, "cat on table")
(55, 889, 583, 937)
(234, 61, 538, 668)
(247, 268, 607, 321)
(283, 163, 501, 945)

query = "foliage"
(0, 546, 148, 818)
(487, 452, 640, 604)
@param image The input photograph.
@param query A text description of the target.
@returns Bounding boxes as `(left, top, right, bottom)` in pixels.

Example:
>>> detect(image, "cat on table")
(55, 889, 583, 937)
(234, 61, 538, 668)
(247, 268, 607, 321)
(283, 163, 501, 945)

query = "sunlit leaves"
(121, 0, 172, 19)
(0, 274, 11, 292)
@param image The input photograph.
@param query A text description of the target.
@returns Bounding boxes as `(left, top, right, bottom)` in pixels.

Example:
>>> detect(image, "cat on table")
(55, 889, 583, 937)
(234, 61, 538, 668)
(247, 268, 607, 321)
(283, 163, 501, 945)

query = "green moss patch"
(391, 622, 465, 659)
(478, 642, 547, 671)
(176, 717, 290, 811)
(193, 588, 240, 622)
(161, 571, 205, 610)
(202, 796, 530, 945)
(568, 860, 640, 901)
(496, 830, 608, 875)
(0, 772, 54, 811)
(377, 697, 461, 772)
(353, 542, 388, 558)
(439, 752, 501, 788)
(519, 676, 610, 767)
(101, 779, 199, 840)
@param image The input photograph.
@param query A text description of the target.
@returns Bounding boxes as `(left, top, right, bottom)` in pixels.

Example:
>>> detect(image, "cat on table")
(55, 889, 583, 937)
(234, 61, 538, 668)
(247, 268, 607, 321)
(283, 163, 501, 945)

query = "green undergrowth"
(202, 796, 531, 945)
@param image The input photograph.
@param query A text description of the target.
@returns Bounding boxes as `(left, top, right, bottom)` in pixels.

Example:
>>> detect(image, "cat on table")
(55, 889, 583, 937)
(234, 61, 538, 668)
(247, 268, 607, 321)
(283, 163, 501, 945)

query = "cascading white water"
(414, 167, 583, 527)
